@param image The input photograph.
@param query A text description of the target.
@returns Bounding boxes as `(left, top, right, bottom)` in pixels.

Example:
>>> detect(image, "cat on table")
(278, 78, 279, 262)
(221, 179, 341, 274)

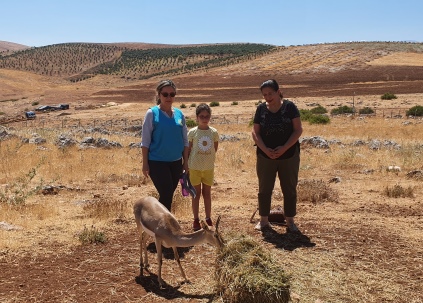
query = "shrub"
(186, 119, 197, 127)
(359, 107, 375, 115)
(308, 114, 330, 124)
(78, 225, 107, 244)
(231, 101, 238, 105)
(383, 184, 414, 198)
(248, 117, 254, 127)
(210, 101, 220, 107)
(298, 179, 339, 203)
(0, 168, 39, 205)
(381, 92, 397, 100)
(406, 105, 423, 117)
(190, 103, 196, 108)
(180, 103, 187, 108)
(300, 109, 330, 124)
(299, 109, 313, 121)
(310, 104, 327, 114)
(32, 101, 39, 106)
(331, 105, 354, 115)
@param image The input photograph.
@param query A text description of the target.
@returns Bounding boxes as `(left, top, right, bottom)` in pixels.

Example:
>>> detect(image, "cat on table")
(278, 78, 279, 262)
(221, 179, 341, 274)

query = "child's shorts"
(189, 169, 214, 186)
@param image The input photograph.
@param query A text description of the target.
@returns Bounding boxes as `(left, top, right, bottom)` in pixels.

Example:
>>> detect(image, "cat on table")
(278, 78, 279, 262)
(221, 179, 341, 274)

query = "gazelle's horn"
(215, 215, 221, 231)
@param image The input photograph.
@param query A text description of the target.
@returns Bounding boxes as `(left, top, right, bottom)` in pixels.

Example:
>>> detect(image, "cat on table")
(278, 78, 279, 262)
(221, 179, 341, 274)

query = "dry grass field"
(1, 42, 422, 303)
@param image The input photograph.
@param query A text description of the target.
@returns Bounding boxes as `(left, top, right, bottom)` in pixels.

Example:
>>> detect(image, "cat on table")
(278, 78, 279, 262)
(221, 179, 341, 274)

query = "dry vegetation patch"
(1, 41, 423, 302)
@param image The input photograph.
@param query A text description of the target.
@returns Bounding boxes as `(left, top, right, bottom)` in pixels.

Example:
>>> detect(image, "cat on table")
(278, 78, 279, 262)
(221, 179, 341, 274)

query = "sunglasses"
(161, 92, 176, 98)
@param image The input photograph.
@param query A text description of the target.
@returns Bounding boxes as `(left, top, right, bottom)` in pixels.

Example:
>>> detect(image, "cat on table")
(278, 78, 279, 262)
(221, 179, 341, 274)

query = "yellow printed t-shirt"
(188, 126, 219, 171)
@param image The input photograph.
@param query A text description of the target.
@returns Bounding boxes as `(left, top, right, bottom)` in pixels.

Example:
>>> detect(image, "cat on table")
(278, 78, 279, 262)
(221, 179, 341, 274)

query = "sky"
(1, 0, 422, 47)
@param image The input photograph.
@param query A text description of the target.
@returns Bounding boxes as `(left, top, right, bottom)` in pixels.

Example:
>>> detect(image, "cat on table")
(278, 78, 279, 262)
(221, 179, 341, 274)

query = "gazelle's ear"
(200, 220, 209, 230)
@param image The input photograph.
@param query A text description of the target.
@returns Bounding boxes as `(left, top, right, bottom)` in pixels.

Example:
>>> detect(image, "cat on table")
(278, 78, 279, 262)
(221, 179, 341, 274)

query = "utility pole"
(353, 91, 355, 115)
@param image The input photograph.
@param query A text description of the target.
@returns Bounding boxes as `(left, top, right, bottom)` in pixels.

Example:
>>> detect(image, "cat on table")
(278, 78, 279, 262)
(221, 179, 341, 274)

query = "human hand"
(265, 147, 277, 159)
(183, 162, 189, 174)
(142, 163, 149, 178)
(271, 146, 286, 158)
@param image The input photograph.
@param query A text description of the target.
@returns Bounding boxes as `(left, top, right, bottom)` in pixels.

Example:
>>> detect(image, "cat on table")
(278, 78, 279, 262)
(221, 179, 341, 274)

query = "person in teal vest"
(141, 80, 189, 211)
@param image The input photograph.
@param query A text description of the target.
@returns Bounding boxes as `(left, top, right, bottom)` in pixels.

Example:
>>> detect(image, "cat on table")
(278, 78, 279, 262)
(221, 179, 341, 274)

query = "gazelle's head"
(201, 215, 225, 248)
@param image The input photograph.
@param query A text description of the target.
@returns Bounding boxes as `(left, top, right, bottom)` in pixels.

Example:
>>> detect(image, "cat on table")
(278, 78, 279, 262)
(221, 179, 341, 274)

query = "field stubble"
(0, 111, 422, 302)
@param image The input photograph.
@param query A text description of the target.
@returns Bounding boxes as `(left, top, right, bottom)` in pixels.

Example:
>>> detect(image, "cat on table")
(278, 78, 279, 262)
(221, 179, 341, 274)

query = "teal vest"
(149, 106, 185, 161)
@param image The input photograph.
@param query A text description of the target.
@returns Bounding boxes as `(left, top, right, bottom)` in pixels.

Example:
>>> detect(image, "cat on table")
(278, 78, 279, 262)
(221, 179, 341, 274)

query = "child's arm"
(188, 141, 193, 157)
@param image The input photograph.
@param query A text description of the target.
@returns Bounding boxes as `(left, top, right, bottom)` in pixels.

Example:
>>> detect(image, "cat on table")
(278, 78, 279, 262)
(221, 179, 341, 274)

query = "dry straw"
(215, 234, 290, 303)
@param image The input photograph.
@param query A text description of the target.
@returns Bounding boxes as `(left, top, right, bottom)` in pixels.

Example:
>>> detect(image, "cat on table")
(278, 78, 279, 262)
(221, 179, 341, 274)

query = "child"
(187, 103, 219, 231)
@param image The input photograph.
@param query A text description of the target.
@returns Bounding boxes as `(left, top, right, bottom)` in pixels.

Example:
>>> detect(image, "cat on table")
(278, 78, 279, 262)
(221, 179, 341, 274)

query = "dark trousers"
(148, 159, 183, 211)
(256, 148, 300, 217)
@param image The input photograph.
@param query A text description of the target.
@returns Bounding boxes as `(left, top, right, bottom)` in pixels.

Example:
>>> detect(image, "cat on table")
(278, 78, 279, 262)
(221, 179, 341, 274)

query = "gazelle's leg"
(141, 231, 149, 270)
(136, 224, 144, 275)
(173, 246, 188, 283)
(155, 238, 164, 288)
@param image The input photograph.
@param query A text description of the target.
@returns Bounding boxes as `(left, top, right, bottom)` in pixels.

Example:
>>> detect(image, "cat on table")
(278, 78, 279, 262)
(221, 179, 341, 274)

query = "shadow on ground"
(259, 227, 316, 251)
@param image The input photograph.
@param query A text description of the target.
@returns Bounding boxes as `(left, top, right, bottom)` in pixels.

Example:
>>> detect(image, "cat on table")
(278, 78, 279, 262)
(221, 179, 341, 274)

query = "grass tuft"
(78, 225, 107, 244)
(383, 184, 414, 198)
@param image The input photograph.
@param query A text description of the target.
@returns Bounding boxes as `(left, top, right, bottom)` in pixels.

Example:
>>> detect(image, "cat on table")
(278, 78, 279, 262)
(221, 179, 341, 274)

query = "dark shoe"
(193, 219, 201, 231)
(205, 218, 213, 226)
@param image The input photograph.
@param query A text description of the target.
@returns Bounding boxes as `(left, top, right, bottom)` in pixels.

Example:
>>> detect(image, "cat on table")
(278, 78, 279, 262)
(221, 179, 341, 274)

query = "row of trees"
(0, 42, 277, 81)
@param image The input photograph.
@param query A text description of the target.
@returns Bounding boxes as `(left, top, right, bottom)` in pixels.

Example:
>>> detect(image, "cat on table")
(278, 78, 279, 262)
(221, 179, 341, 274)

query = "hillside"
(0, 42, 277, 81)
(1, 41, 423, 124)
(0, 41, 29, 53)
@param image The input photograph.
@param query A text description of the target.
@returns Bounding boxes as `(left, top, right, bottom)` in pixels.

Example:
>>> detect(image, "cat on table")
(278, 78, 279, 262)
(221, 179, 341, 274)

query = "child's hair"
(196, 103, 212, 116)
(260, 79, 283, 99)
(155, 79, 177, 104)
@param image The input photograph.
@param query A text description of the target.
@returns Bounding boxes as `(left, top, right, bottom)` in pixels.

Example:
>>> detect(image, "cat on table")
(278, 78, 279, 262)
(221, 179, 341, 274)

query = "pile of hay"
(215, 234, 290, 303)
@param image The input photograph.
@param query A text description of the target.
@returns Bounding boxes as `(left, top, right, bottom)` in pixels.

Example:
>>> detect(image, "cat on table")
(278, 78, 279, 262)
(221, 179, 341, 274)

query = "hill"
(0, 42, 277, 80)
(0, 41, 29, 53)
(1, 41, 423, 124)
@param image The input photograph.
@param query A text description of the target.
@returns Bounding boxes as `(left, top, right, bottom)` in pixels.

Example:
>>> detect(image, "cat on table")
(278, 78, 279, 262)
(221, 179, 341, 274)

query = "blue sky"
(1, 0, 422, 47)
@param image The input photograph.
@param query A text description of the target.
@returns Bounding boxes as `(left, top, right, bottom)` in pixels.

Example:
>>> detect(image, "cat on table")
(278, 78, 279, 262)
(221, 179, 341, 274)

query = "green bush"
(381, 92, 397, 100)
(210, 101, 220, 107)
(308, 114, 330, 124)
(300, 109, 313, 121)
(300, 109, 330, 124)
(231, 101, 238, 105)
(310, 104, 327, 114)
(32, 101, 39, 106)
(359, 107, 375, 115)
(180, 103, 187, 108)
(406, 105, 423, 116)
(186, 119, 197, 127)
(331, 105, 354, 115)
(190, 103, 196, 108)
(248, 117, 254, 127)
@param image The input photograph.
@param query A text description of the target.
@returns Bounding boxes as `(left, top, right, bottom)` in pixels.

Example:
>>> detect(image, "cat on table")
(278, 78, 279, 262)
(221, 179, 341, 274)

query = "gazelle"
(133, 196, 224, 287)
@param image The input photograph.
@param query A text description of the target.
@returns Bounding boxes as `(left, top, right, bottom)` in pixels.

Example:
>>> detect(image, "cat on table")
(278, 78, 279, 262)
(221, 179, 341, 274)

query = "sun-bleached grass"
(0, 114, 422, 302)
